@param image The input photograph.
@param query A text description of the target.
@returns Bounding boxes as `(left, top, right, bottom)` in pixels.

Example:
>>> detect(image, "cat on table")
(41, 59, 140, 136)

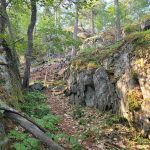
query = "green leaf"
(14, 143, 26, 150)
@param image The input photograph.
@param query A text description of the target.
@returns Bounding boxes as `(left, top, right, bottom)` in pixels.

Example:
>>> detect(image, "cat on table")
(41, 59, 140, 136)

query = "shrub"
(105, 114, 121, 126)
(23, 90, 46, 103)
(127, 89, 142, 111)
(123, 24, 140, 34)
(8, 130, 39, 150)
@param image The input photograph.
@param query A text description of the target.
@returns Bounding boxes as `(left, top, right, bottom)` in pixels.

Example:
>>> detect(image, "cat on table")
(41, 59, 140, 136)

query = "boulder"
(30, 83, 44, 91)
(141, 19, 150, 30)
(67, 37, 150, 138)
(94, 68, 118, 112)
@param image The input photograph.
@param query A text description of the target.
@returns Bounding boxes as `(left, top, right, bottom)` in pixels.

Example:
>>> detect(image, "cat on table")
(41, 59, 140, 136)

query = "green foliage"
(123, 24, 141, 34)
(73, 105, 84, 119)
(79, 118, 87, 125)
(72, 142, 84, 150)
(0, 79, 5, 85)
(9, 90, 83, 149)
(23, 90, 46, 103)
(21, 90, 48, 117)
(105, 41, 123, 53)
(82, 128, 94, 139)
(134, 135, 150, 145)
(33, 114, 60, 130)
(127, 90, 141, 111)
(105, 114, 121, 126)
(8, 130, 39, 150)
(8, 90, 61, 148)
(81, 127, 102, 142)
(72, 40, 123, 71)
(68, 136, 84, 150)
(80, 46, 95, 53)
(141, 13, 150, 22)
(21, 90, 60, 130)
(47, 132, 84, 149)
(35, 15, 82, 55)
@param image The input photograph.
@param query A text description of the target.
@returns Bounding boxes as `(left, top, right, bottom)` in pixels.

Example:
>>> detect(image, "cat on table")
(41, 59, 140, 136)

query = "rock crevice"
(66, 41, 150, 138)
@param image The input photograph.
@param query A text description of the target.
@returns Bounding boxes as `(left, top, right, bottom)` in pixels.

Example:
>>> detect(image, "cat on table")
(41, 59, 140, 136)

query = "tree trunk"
(0, 0, 23, 107)
(0, 100, 64, 150)
(71, 0, 79, 57)
(91, 9, 95, 35)
(23, 0, 37, 89)
(0, 1, 5, 35)
(114, 0, 122, 41)
(55, 7, 58, 28)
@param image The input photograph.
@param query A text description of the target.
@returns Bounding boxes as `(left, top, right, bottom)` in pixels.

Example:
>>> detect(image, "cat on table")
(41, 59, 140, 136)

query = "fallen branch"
(0, 101, 64, 150)
(104, 141, 125, 150)
(10, 37, 24, 46)
(0, 62, 8, 66)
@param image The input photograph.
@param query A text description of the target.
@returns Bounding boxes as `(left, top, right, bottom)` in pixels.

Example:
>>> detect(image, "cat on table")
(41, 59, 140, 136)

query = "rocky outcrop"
(0, 55, 10, 98)
(141, 18, 150, 30)
(66, 38, 150, 138)
(80, 29, 115, 50)
(0, 55, 9, 149)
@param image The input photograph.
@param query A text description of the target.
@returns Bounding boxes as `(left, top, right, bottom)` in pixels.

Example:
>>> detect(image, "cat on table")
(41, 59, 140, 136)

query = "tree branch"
(0, 62, 8, 66)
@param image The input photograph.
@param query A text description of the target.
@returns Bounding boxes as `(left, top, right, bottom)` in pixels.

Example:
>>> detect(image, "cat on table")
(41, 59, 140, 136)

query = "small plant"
(80, 46, 95, 53)
(123, 24, 140, 34)
(23, 90, 46, 103)
(72, 142, 84, 150)
(33, 114, 60, 130)
(79, 118, 87, 125)
(81, 128, 96, 142)
(135, 135, 149, 145)
(68, 136, 84, 150)
(105, 114, 121, 126)
(8, 130, 39, 150)
(127, 89, 142, 111)
(21, 90, 48, 117)
(9, 90, 63, 149)
(73, 105, 84, 119)
(87, 62, 98, 70)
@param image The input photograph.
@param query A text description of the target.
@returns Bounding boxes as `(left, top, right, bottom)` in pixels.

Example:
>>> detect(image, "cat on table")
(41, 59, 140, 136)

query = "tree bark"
(23, 0, 37, 89)
(114, 0, 122, 41)
(71, 0, 79, 57)
(91, 9, 95, 35)
(0, 100, 64, 150)
(0, 0, 23, 107)
(0, 1, 5, 35)
(73, 3, 78, 40)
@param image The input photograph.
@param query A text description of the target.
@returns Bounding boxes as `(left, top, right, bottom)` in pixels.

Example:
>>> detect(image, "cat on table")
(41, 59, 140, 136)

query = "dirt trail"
(30, 59, 150, 150)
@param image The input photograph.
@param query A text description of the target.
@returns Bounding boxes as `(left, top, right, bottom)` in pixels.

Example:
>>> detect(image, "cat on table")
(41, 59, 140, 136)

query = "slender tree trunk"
(23, 0, 37, 89)
(91, 9, 95, 35)
(71, 0, 79, 57)
(0, 2, 8, 149)
(114, 0, 122, 41)
(54, 7, 58, 27)
(73, 2, 78, 39)
(0, 2, 5, 35)
(0, 0, 23, 107)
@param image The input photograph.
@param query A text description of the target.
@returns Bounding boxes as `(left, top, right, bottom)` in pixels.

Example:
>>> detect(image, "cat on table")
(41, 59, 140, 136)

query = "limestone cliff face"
(0, 55, 9, 149)
(65, 37, 150, 138)
(0, 55, 10, 98)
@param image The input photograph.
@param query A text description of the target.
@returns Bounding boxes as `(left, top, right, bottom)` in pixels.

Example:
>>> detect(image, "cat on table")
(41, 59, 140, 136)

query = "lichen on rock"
(66, 30, 150, 138)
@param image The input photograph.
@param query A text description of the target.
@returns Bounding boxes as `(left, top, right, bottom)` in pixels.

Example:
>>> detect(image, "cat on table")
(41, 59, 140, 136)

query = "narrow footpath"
(30, 57, 150, 150)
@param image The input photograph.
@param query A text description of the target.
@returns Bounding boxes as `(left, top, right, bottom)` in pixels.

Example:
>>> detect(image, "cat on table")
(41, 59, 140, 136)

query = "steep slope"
(66, 30, 150, 138)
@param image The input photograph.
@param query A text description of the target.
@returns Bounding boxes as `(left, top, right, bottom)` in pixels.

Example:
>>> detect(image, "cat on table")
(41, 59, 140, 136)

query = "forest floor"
(30, 58, 150, 150)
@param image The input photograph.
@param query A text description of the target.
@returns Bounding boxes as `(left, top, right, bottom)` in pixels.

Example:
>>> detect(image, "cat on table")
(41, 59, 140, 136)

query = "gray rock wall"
(66, 41, 150, 138)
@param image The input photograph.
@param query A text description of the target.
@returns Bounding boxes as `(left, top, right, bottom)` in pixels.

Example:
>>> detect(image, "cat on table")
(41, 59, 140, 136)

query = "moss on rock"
(127, 89, 142, 111)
